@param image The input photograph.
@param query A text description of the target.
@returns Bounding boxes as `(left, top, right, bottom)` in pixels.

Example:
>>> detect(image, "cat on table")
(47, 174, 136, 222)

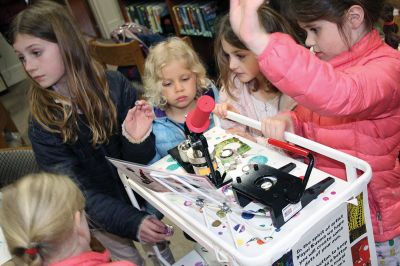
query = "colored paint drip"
(234, 224, 245, 233)
(166, 163, 180, 171)
(212, 220, 222, 227)
(249, 155, 268, 165)
(257, 239, 265, 245)
(236, 239, 244, 246)
(216, 210, 226, 218)
(241, 212, 255, 219)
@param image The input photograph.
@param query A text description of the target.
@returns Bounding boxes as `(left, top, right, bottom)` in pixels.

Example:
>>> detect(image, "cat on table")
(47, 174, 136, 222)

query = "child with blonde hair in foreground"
(0, 173, 135, 266)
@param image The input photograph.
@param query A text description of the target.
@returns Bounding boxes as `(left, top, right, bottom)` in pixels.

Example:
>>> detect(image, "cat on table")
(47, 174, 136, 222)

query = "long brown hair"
(214, 5, 300, 100)
(9, 0, 117, 145)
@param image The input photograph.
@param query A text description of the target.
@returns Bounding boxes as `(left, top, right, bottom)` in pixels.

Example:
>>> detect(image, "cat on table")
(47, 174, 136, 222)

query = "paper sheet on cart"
(292, 203, 352, 266)
(107, 157, 220, 194)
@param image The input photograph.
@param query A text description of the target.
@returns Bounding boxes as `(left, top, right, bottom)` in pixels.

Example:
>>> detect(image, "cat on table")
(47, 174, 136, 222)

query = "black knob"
(253, 164, 259, 171)
(236, 176, 241, 183)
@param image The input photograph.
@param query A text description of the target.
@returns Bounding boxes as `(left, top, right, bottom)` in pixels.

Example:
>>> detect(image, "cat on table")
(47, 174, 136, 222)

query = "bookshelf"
(116, 0, 228, 79)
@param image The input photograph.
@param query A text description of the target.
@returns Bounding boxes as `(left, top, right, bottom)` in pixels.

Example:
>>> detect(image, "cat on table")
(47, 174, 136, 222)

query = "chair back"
(0, 147, 40, 188)
(89, 40, 146, 78)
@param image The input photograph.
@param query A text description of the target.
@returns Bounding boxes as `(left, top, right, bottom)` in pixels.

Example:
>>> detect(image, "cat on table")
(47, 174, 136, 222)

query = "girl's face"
(299, 20, 349, 61)
(161, 60, 197, 110)
(221, 38, 260, 83)
(13, 34, 66, 88)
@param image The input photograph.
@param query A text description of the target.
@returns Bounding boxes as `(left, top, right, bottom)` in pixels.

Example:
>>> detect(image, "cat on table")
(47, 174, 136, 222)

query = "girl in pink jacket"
(230, 0, 400, 264)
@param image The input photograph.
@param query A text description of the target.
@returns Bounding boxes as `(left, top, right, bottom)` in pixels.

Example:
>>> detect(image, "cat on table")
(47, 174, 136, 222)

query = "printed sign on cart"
(292, 204, 352, 266)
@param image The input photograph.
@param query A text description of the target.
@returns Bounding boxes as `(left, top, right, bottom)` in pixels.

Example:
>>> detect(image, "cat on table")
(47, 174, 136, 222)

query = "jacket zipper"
(369, 192, 384, 235)
(376, 211, 384, 235)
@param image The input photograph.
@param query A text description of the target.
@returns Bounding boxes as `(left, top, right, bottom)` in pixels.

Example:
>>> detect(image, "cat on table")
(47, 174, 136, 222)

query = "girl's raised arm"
(229, 0, 271, 55)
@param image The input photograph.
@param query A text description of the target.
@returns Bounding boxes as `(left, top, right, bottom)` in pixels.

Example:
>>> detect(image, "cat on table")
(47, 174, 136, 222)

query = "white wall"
(0, 33, 26, 91)
(88, 0, 124, 39)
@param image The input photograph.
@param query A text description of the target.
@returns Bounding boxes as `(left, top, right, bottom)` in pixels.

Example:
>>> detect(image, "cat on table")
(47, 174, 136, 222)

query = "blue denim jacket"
(150, 83, 219, 163)
(29, 71, 155, 240)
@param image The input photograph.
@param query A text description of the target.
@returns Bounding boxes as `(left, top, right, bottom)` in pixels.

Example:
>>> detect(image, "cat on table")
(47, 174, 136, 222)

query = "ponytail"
(0, 173, 85, 265)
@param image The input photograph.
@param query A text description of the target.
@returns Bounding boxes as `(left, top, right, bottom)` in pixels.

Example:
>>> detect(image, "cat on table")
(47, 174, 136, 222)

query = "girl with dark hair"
(230, 0, 400, 263)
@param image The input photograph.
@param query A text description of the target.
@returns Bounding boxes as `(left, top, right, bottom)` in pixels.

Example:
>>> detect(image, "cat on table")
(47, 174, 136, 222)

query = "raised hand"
(213, 103, 240, 119)
(229, 0, 270, 55)
(124, 100, 154, 141)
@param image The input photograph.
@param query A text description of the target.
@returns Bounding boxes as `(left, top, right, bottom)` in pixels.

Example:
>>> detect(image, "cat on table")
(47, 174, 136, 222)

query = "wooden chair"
(89, 39, 146, 78)
(89, 36, 193, 81)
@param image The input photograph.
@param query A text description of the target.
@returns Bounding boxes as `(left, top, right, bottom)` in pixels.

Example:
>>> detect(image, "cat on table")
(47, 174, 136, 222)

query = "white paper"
(292, 204, 352, 266)
(0, 226, 11, 265)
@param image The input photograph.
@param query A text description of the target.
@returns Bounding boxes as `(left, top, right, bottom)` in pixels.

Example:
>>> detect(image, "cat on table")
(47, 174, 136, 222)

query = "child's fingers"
(213, 104, 228, 118)
(261, 118, 285, 140)
(126, 107, 138, 121)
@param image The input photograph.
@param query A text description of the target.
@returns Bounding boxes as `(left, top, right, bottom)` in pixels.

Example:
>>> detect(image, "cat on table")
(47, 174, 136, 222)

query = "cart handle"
(225, 111, 372, 183)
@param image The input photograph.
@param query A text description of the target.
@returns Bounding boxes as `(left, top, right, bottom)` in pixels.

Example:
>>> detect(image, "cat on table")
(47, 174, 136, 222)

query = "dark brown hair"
(9, 0, 117, 145)
(290, 0, 383, 35)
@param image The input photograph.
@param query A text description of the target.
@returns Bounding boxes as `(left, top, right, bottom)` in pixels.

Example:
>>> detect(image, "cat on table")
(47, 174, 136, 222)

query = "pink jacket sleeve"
(257, 32, 400, 120)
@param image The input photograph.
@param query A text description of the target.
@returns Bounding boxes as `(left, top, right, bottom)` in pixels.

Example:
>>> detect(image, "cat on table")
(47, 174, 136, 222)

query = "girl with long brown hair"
(213, 8, 298, 145)
(9, 1, 170, 264)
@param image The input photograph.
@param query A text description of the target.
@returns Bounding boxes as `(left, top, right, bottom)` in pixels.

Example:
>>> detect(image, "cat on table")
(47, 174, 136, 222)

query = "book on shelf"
(199, 1, 218, 37)
(172, 0, 218, 37)
(124, 0, 218, 37)
(125, 1, 172, 34)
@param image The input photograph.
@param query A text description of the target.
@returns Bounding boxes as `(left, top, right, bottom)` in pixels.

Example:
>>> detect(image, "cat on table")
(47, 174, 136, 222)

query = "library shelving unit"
(116, 0, 229, 78)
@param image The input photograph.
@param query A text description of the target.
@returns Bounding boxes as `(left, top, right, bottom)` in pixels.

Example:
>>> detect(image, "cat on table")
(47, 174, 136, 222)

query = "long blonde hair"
(143, 37, 209, 110)
(0, 173, 85, 266)
(9, 0, 117, 145)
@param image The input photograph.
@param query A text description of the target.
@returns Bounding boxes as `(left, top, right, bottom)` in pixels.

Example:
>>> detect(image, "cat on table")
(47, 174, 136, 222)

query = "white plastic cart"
(112, 112, 376, 266)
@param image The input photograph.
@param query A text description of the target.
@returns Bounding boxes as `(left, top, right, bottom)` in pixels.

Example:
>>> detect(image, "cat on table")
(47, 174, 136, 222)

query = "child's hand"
(124, 100, 154, 141)
(229, 0, 269, 55)
(213, 103, 240, 118)
(260, 113, 294, 141)
(138, 216, 168, 243)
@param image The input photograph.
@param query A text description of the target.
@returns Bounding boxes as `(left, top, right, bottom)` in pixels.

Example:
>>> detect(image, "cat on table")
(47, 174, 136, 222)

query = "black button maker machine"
(170, 95, 335, 228)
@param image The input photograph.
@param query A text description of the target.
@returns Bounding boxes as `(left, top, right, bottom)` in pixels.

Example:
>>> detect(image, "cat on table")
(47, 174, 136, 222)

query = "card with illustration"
(107, 157, 216, 193)
(214, 137, 251, 166)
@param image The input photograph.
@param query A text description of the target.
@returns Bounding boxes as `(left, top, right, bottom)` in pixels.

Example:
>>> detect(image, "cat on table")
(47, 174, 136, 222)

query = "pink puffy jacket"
(258, 30, 400, 242)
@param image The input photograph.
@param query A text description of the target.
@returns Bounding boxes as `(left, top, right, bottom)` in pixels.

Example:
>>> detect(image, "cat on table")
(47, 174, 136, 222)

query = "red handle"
(186, 95, 215, 133)
(267, 138, 309, 157)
